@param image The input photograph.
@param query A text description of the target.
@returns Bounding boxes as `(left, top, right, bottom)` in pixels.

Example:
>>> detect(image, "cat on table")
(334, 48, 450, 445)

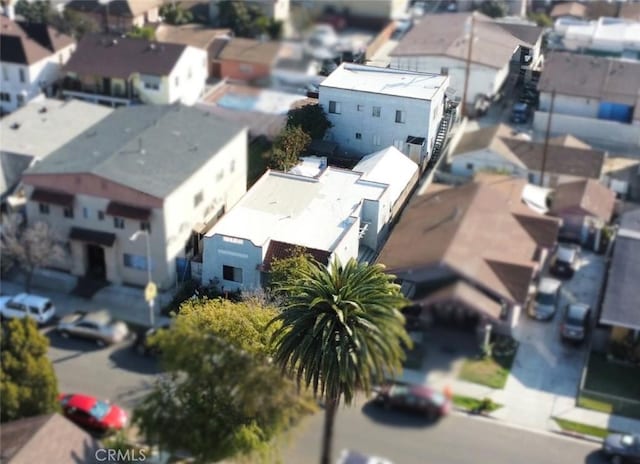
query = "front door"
(86, 244, 106, 280)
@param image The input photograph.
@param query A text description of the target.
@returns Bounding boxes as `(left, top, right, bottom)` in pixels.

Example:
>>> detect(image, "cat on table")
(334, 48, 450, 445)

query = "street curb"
(551, 429, 604, 444)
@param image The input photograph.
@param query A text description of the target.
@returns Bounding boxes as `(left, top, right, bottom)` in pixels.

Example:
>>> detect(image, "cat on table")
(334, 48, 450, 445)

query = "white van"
(0, 293, 56, 325)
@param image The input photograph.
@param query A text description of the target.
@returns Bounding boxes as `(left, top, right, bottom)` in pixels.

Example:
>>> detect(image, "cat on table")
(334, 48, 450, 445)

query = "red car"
(373, 383, 451, 420)
(58, 393, 128, 433)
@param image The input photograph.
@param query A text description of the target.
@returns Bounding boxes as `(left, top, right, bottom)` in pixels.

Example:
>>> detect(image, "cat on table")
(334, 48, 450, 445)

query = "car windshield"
(89, 401, 111, 420)
(535, 292, 556, 305)
(566, 308, 585, 325)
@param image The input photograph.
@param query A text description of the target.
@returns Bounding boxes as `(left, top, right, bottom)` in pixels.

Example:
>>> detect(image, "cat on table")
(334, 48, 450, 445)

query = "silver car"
(528, 278, 562, 321)
(57, 310, 129, 347)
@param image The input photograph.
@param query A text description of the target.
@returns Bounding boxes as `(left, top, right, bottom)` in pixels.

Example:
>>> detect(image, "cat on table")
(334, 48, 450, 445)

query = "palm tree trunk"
(320, 395, 338, 464)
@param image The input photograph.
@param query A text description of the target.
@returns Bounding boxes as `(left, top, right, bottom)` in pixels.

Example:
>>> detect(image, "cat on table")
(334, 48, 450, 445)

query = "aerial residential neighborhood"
(1, 1, 639, 464)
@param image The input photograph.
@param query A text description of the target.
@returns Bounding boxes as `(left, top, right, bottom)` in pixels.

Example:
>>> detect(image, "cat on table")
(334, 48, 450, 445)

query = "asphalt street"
(44, 326, 160, 411)
(283, 400, 607, 464)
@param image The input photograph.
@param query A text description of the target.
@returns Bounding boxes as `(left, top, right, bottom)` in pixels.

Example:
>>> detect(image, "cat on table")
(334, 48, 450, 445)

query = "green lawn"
(553, 418, 611, 439)
(452, 395, 501, 413)
(577, 395, 613, 414)
(458, 350, 517, 389)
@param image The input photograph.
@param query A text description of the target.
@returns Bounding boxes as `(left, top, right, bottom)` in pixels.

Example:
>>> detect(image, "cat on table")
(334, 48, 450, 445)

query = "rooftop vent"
(10, 122, 20, 130)
(39, 107, 47, 114)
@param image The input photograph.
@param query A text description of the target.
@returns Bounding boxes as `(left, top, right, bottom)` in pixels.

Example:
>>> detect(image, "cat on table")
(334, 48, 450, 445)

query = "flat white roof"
(208, 168, 388, 251)
(1, 99, 113, 159)
(353, 146, 418, 206)
(320, 63, 449, 101)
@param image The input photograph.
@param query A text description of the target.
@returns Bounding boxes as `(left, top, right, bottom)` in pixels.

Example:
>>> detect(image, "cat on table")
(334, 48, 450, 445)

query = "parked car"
(528, 277, 562, 320)
(57, 310, 129, 347)
(560, 303, 591, 343)
(132, 323, 170, 356)
(0, 293, 56, 325)
(337, 449, 393, 464)
(373, 383, 451, 419)
(59, 393, 127, 433)
(510, 102, 530, 124)
(550, 244, 580, 278)
(602, 433, 640, 463)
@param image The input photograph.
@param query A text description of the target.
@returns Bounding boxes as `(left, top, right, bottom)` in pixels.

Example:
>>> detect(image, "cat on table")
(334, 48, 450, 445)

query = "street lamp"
(129, 230, 155, 327)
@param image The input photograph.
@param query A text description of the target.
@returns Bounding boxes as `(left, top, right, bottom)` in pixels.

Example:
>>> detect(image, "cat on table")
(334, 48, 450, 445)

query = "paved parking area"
(493, 249, 606, 428)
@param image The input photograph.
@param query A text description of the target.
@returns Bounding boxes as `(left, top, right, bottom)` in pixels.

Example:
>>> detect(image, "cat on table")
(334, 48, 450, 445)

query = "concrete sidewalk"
(0, 269, 173, 328)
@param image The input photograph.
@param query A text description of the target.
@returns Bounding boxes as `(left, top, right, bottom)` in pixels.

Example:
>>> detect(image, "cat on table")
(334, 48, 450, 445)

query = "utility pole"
(461, 13, 475, 118)
(539, 89, 556, 187)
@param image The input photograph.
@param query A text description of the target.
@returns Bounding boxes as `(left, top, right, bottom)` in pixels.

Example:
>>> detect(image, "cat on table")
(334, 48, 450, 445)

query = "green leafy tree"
(1, 318, 59, 423)
(159, 2, 193, 25)
(127, 25, 155, 40)
(1, 214, 65, 293)
(478, 0, 508, 18)
(133, 299, 315, 463)
(527, 12, 553, 27)
(269, 126, 311, 171)
(218, 0, 253, 37)
(269, 258, 412, 464)
(287, 104, 333, 140)
(15, 0, 51, 23)
(266, 247, 314, 298)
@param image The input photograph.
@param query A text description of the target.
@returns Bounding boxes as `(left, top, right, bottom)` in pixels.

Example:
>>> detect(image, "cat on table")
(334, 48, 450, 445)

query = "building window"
(194, 191, 203, 207)
(0, 92, 10, 102)
(141, 221, 151, 233)
(357, 104, 364, 112)
(39, 203, 50, 214)
(19, 68, 25, 83)
(187, 67, 192, 79)
(527, 173, 535, 183)
(230, 159, 236, 173)
(372, 106, 381, 117)
(63, 207, 74, 218)
(395, 110, 405, 123)
(466, 162, 474, 170)
(328, 101, 341, 114)
(373, 134, 381, 146)
(440, 67, 449, 75)
(98, 211, 105, 221)
(114, 217, 125, 229)
(239, 64, 253, 74)
(222, 265, 243, 283)
(355, 132, 362, 140)
(123, 253, 148, 270)
(144, 81, 159, 90)
(82, 207, 89, 219)
(175, 76, 179, 86)
(216, 170, 224, 181)
(2, 66, 7, 81)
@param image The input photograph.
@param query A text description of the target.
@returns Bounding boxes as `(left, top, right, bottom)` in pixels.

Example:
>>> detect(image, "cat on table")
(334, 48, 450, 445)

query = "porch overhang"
(106, 201, 151, 221)
(70, 227, 116, 247)
(30, 188, 74, 207)
(416, 281, 505, 322)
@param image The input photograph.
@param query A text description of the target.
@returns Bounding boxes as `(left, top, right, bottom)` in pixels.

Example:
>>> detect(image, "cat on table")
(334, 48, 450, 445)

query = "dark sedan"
(132, 323, 170, 356)
(602, 433, 640, 463)
(373, 383, 451, 420)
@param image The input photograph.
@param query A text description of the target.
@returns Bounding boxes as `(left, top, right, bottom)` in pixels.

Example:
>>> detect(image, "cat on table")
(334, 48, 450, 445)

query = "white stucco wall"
(389, 55, 502, 104)
(539, 92, 600, 118)
(319, 86, 446, 161)
(449, 149, 523, 177)
(1, 43, 75, 113)
(167, 46, 208, 105)
(201, 233, 264, 292)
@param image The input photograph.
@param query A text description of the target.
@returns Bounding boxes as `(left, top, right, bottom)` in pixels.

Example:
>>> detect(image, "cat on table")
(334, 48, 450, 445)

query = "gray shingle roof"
(25, 104, 246, 199)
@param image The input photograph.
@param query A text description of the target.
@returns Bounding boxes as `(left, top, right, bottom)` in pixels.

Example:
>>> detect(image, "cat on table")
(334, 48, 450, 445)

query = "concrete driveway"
(493, 249, 606, 429)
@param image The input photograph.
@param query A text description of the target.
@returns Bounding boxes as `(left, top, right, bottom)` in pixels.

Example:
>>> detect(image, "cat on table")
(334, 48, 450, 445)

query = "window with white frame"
(222, 265, 243, 283)
(82, 207, 89, 219)
(373, 134, 381, 146)
(230, 159, 236, 173)
(18, 68, 25, 83)
(114, 217, 125, 229)
(2, 66, 7, 81)
(395, 110, 405, 123)
(39, 203, 50, 214)
(0, 92, 10, 102)
(98, 211, 105, 221)
(194, 191, 203, 207)
(141, 221, 151, 233)
(63, 206, 74, 218)
(144, 81, 159, 90)
(372, 106, 381, 117)
(328, 101, 341, 114)
(123, 253, 148, 270)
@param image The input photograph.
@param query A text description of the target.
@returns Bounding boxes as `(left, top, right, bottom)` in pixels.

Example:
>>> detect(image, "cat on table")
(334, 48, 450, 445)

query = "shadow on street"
(108, 345, 161, 375)
(46, 331, 104, 353)
(360, 401, 440, 429)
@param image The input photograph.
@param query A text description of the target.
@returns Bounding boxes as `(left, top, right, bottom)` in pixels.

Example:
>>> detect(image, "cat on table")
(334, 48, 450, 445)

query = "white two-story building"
(319, 63, 450, 165)
(22, 104, 247, 290)
(0, 16, 76, 114)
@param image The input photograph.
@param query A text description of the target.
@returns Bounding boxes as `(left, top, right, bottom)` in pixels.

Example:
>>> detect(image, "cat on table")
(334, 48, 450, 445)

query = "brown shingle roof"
(390, 12, 538, 70)
(64, 35, 186, 79)
(0, 17, 74, 65)
(503, 138, 606, 179)
(550, 2, 587, 19)
(155, 24, 230, 50)
(451, 123, 527, 167)
(619, 2, 640, 21)
(66, 0, 162, 17)
(262, 240, 331, 271)
(217, 38, 281, 66)
(550, 179, 615, 222)
(548, 134, 592, 149)
(539, 52, 640, 107)
(0, 414, 100, 464)
(377, 180, 559, 304)
(585, 1, 620, 20)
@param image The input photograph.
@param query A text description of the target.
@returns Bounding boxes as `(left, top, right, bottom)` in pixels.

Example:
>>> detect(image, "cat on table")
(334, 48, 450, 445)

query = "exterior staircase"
(426, 103, 457, 172)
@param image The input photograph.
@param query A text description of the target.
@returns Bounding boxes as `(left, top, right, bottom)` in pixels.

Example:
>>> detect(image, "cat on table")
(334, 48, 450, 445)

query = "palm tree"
(269, 258, 411, 464)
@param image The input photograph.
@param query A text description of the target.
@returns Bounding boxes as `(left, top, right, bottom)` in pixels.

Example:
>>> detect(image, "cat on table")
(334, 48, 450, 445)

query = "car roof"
(567, 303, 590, 318)
(81, 309, 114, 325)
(556, 244, 578, 260)
(11, 293, 51, 306)
(538, 277, 561, 293)
(62, 393, 98, 411)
